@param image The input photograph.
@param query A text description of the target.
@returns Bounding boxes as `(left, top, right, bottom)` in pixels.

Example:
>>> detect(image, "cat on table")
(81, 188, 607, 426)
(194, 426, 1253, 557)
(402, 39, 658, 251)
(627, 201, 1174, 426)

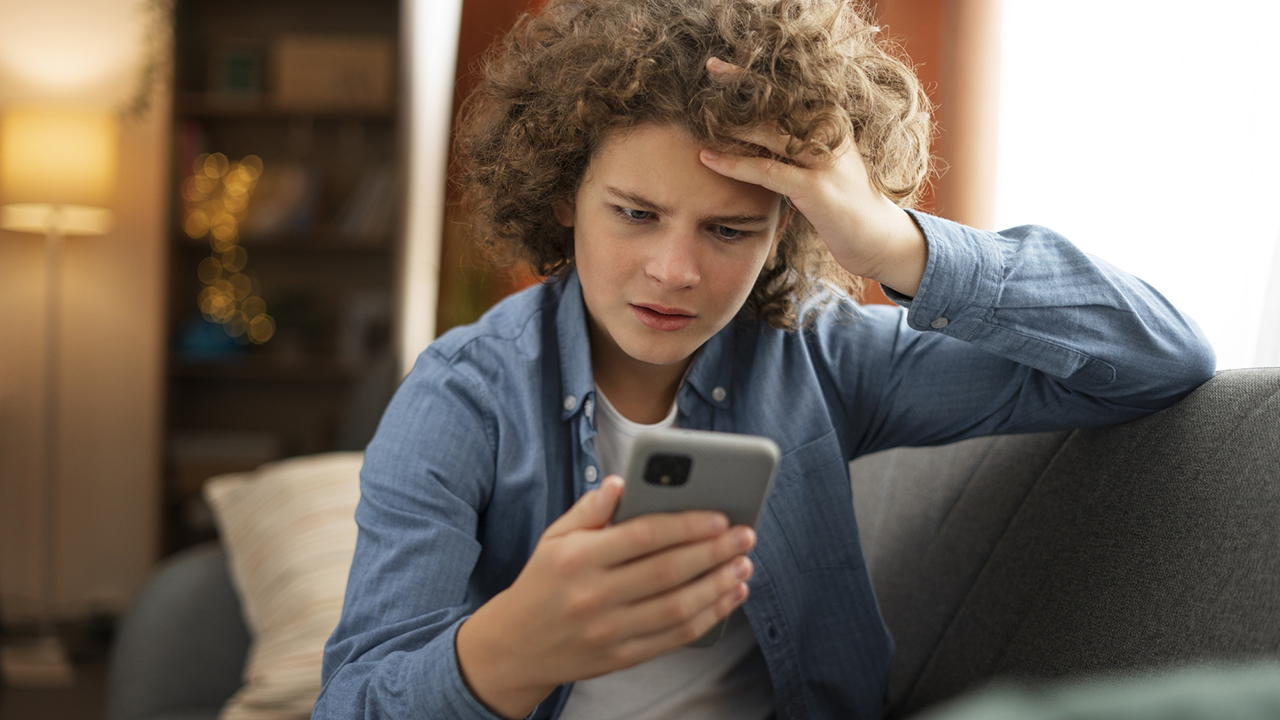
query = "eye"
(614, 206, 654, 223)
(711, 225, 752, 242)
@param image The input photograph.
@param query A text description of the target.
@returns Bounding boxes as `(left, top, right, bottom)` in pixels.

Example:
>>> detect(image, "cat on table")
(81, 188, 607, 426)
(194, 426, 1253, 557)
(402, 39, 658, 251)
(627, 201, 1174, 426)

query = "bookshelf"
(163, 0, 403, 554)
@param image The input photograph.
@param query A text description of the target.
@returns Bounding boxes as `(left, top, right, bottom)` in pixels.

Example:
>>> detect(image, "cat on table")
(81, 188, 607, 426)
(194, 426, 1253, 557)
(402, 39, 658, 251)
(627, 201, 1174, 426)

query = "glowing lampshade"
(0, 105, 118, 235)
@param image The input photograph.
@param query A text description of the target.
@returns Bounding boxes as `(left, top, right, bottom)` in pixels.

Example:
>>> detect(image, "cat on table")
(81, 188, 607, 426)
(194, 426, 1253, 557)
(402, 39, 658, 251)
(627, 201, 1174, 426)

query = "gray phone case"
(612, 428, 781, 647)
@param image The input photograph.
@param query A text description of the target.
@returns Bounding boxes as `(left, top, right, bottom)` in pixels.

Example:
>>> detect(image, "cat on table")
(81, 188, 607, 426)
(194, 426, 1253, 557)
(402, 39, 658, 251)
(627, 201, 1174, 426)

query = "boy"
(316, 1, 1214, 718)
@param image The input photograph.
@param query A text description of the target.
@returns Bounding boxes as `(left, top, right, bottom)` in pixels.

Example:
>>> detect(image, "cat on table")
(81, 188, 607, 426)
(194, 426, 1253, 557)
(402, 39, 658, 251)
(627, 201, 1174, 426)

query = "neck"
(588, 322, 691, 425)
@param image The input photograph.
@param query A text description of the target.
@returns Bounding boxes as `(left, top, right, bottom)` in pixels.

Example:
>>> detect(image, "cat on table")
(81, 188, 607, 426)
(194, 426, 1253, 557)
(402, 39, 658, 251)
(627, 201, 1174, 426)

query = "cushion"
(851, 430, 1072, 714)
(203, 452, 363, 720)
(856, 368, 1280, 718)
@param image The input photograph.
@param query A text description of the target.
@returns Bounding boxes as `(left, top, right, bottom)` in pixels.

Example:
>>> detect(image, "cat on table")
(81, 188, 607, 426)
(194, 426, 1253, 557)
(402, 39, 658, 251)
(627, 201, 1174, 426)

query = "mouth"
(630, 303, 697, 332)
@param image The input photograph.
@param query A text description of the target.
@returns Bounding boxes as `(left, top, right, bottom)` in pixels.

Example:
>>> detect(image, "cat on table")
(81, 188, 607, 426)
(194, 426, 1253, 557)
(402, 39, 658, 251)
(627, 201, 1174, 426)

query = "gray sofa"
(104, 368, 1280, 720)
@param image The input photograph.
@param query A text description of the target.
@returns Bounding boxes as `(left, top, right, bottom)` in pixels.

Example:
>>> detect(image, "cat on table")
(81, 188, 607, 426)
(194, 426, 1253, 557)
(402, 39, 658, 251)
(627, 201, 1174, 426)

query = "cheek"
(704, 249, 769, 311)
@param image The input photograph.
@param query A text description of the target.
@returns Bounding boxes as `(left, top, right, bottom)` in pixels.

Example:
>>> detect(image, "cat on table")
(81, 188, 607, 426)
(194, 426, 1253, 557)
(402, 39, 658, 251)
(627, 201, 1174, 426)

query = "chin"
(619, 334, 701, 367)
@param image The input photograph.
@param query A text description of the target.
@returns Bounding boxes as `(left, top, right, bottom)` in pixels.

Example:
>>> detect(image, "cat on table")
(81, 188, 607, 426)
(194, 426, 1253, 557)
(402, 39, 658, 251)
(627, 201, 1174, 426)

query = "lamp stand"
(0, 219, 75, 688)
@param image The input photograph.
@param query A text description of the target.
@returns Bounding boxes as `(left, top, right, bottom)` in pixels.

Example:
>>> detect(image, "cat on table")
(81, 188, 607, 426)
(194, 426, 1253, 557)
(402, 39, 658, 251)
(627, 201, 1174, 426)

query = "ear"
(554, 197, 575, 227)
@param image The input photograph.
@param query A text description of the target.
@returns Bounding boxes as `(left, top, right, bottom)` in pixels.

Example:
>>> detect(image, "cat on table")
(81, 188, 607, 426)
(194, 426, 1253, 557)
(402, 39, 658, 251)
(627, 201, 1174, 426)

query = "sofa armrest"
(104, 542, 250, 720)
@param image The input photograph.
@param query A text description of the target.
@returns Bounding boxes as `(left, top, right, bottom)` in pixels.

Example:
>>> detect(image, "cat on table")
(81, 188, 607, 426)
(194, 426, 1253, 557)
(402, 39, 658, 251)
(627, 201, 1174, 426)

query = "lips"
(631, 303, 696, 332)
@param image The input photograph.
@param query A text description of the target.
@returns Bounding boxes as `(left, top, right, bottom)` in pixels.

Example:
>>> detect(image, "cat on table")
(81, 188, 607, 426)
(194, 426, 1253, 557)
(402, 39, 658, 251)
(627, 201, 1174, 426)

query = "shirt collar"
(554, 269, 737, 421)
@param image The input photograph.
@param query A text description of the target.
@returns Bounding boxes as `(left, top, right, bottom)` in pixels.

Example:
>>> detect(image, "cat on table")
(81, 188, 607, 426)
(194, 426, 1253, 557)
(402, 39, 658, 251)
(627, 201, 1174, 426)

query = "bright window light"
(995, 1, 1280, 370)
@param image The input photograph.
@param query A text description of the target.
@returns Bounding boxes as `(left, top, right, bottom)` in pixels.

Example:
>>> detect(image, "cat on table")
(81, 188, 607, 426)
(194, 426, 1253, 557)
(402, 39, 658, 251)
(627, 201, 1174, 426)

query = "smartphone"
(612, 428, 781, 647)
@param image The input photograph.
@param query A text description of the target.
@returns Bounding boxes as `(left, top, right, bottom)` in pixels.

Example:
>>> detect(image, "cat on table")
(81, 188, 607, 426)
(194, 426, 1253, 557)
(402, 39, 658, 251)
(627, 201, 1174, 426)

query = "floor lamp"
(0, 105, 118, 688)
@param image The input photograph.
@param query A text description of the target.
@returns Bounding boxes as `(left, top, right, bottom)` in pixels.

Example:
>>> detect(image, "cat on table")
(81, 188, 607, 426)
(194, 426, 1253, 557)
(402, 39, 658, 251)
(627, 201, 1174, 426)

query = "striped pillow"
(204, 452, 364, 720)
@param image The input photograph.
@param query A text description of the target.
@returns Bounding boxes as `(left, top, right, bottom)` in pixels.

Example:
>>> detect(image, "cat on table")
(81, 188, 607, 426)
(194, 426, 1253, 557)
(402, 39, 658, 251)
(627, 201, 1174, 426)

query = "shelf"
(170, 357, 363, 383)
(177, 95, 395, 120)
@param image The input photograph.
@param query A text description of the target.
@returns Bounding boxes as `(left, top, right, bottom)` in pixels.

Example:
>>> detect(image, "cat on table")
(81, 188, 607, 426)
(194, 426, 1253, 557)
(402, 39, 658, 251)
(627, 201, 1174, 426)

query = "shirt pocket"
(763, 430, 863, 572)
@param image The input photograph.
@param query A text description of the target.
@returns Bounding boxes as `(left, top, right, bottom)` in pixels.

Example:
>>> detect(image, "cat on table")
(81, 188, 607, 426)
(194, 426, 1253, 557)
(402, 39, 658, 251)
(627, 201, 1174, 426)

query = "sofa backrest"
(850, 368, 1280, 718)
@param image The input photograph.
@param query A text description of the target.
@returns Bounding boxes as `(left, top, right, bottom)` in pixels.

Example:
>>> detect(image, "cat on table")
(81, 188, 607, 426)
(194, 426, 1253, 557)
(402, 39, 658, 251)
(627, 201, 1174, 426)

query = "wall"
(0, 0, 168, 620)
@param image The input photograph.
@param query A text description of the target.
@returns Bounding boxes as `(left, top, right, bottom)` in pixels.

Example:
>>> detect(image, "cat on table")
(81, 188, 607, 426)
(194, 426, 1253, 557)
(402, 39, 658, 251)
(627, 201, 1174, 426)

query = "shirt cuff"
(405, 617, 514, 720)
(884, 210, 1006, 342)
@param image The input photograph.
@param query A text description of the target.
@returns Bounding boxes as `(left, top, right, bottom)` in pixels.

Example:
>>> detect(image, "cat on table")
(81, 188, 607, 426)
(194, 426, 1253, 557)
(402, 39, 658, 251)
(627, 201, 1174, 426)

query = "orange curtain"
(861, 0, 1002, 304)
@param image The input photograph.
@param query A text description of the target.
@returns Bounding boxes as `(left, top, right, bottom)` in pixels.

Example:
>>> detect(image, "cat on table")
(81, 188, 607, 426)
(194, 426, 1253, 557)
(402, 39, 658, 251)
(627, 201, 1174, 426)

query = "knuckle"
(583, 620, 620, 648)
(654, 556, 683, 586)
(552, 545, 588, 576)
(565, 587, 604, 617)
(682, 513, 709, 539)
(721, 587, 743, 612)
(628, 520, 659, 549)
(717, 562, 740, 591)
(610, 642, 642, 668)
(680, 618, 707, 643)
(667, 595, 696, 624)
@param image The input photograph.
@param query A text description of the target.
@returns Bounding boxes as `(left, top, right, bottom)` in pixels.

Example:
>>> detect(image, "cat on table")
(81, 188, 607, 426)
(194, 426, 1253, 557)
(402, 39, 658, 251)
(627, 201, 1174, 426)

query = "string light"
(182, 152, 275, 344)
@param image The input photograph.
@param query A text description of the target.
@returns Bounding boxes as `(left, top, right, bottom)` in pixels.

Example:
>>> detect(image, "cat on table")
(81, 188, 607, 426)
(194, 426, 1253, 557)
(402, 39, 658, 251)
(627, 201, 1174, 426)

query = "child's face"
(559, 123, 786, 373)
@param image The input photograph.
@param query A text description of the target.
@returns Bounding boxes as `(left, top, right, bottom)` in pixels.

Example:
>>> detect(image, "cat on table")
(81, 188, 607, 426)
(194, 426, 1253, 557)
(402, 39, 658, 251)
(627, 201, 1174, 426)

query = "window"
(995, 1, 1280, 369)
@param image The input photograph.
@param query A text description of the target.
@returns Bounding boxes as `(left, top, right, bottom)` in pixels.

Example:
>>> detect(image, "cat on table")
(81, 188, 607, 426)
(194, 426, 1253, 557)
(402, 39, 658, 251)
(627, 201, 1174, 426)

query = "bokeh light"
(228, 273, 252, 300)
(197, 257, 222, 284)
(248, 314, 276, 344)
(184, 210, 211, 239)
(221, 246, 248, 273)
(201, 153, 228, 178)
(181, 154, 274, 344)
(241, 296, 266, 319)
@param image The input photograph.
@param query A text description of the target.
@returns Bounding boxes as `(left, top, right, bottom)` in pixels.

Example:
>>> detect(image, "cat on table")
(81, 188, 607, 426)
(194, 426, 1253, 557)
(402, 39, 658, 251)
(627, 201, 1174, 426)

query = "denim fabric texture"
(315, 211, 1216, 720)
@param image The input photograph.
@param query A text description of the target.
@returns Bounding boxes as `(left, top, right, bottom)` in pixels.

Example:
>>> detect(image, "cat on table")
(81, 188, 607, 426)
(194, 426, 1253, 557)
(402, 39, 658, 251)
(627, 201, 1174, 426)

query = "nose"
(644, 227, 701, 289)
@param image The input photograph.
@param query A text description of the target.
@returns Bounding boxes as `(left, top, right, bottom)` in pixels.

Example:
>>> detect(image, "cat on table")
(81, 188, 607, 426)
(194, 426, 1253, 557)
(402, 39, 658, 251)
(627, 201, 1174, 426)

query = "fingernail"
(734, 557, 752, 580)
(736, 583, 749, 601)
(735, 528, 755, 551)
(702, 149, 720, 161)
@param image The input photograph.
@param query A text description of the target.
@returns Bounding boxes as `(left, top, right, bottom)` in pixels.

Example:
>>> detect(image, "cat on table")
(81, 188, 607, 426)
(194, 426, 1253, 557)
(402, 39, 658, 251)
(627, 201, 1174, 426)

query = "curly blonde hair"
(456, 0, 932, 329)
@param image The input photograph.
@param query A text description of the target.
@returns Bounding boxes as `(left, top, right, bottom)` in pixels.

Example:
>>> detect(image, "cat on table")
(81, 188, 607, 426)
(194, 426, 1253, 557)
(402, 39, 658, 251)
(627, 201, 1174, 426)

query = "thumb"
(543, 475, 624, 538)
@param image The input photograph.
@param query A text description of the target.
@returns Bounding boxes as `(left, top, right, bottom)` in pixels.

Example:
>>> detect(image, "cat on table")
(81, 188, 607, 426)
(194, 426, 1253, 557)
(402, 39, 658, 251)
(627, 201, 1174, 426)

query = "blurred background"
(0, 0, 1276, 716)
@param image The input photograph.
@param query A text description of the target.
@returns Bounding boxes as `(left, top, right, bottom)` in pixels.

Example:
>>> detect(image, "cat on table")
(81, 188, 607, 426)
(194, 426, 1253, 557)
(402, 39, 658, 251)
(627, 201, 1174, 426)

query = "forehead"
(581, 123, 781, 217)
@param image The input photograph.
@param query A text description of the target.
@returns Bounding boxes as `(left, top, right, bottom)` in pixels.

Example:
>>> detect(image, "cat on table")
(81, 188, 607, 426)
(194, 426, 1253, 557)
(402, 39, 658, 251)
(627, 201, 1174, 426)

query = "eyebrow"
(604, 185, 772, 226)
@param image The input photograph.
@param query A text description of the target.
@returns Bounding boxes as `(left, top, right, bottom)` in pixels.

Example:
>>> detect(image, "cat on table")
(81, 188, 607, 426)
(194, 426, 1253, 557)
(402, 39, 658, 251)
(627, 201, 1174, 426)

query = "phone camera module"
(644, 454, 692, 487)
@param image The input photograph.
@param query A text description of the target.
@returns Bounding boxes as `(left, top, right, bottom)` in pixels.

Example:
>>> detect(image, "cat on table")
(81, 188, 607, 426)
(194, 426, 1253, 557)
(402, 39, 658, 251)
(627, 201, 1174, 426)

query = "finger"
(705, 55, 742, 76)
(704, 58, 797, 161)
(737, 124, 797, 162)
(543, 475, 624, 538)
(700, 150, 806, 198)
(615, 580, 749, 662)
(607, 526, 755, 602)
(592, 510, 730, 567)
(615, 557, 750, 638)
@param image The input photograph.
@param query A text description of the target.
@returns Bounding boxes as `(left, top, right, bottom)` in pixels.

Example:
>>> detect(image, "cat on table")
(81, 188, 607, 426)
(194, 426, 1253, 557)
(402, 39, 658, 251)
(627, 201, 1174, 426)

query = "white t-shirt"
(556, 386, 774, 720)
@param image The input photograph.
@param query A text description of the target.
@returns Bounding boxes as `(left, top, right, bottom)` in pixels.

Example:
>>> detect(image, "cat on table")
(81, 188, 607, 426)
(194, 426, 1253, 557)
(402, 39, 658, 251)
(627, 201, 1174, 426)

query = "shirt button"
(564, 395, 577, 412)
(712, 386, 727, 402)
(930, 317, 949, 329)
(585, 465, 598, 483)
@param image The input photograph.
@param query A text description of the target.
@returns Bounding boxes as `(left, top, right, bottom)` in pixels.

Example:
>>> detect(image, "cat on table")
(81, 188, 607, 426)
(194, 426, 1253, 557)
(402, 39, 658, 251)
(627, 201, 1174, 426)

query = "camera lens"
(644, 454, 692, 487)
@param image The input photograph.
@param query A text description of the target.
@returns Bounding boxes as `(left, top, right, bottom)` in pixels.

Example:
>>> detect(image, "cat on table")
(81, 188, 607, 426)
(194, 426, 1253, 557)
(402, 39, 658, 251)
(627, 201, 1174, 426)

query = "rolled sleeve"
(837, 209, 1216, 454)
(409, 619, 511, 720)
(884, 209, 1006, 342)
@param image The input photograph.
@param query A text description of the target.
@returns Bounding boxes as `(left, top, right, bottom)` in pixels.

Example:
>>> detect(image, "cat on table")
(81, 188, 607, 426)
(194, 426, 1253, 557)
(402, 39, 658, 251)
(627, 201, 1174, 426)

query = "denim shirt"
(316, 211, 1215, 720)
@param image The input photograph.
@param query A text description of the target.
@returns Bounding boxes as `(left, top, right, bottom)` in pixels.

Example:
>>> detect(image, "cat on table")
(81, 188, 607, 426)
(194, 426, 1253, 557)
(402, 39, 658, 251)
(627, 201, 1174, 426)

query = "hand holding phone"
(613, 428, 781, 646)
(457, 469, 758, 718)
